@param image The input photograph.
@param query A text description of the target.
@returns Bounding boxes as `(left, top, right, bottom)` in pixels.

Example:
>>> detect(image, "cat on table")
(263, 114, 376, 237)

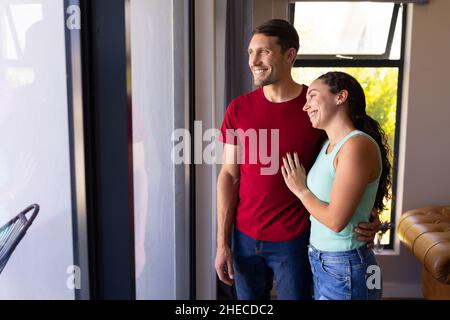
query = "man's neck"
(263, 78, 303, 103)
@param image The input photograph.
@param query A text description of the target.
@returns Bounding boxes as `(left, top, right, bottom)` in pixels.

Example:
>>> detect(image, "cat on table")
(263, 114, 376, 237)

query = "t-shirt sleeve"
(219, 101, 238, 145)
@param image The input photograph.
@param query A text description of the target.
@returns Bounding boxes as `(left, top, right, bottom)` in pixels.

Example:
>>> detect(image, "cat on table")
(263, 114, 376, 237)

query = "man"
(215, 19, 380, 300)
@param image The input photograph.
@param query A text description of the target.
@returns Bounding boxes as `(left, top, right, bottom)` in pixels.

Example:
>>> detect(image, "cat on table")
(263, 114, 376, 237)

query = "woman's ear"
(336, 90, 349, 105)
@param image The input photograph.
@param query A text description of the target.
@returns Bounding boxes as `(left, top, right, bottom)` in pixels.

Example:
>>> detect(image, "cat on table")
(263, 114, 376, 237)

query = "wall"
(252, 0, 289, 29)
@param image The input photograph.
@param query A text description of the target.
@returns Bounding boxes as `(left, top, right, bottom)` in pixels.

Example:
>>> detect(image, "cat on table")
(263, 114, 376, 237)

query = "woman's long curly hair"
(317, 71, 392, 212)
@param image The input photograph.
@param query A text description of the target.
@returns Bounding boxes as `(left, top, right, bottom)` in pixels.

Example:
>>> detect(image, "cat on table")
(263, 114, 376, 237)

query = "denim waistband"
(308, 244, 374, 264)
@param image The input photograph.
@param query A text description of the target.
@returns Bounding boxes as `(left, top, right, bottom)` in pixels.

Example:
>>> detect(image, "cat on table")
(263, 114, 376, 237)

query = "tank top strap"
(329, 130, 382, 180)
(329, 130, 364, 158)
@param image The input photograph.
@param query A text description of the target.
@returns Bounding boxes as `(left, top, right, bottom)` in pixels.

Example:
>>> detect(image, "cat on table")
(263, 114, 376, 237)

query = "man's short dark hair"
(252, 19, 300, 53)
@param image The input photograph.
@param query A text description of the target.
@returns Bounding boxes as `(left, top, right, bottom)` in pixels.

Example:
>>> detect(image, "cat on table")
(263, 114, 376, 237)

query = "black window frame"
(289, 2, 408, 250)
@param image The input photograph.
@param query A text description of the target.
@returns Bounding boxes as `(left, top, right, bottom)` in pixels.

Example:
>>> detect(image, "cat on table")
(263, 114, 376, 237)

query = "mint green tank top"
(307, 130, 382, 251)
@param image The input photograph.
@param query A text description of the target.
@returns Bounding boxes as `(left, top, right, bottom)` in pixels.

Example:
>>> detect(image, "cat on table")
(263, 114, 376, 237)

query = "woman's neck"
(324, 117, 356, 146)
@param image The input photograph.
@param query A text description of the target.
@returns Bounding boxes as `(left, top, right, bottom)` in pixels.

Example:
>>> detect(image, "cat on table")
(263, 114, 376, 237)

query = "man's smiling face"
(248, 33, 291, 87)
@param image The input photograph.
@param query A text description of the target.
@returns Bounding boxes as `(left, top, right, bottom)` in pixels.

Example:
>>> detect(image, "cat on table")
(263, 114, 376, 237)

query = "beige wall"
(252, 0, 289, 29)
(377, 0, 450, 297)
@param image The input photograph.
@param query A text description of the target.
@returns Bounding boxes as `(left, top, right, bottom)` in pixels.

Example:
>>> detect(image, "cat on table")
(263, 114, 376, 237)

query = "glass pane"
(292, 67, 398, 245)
(128, 0, 190, 299)
(389, 4, 403, 60)
(293, 2, 396, 56)
(0, 0, 75, 298)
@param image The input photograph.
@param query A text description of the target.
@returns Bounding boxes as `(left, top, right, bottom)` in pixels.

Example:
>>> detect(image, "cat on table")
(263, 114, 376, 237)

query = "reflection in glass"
(127, 0, 190, 299)
(0, 0, 74, 299)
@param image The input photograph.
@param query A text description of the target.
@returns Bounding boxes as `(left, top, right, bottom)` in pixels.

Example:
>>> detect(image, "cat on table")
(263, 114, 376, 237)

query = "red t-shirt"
(220, 86, 325, 241)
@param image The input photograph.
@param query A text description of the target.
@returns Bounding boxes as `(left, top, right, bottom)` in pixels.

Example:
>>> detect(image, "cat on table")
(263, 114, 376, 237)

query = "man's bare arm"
(215, 143, 240, 286)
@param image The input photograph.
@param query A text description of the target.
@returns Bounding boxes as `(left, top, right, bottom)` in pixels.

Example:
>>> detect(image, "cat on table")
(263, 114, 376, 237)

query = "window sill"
(374, 248, 399, 256)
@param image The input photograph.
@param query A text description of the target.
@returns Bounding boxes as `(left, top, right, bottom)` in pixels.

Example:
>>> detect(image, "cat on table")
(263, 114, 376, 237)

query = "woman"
(281, 71, 391, 300)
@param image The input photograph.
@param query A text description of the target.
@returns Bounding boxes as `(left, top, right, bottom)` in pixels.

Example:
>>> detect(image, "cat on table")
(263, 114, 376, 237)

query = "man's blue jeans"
(232, 228, 312, 300)
(308, 244, 382, 300)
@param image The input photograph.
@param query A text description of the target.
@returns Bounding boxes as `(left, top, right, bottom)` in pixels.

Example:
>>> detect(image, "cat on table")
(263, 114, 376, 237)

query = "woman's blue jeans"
(308, 244, 383, 300)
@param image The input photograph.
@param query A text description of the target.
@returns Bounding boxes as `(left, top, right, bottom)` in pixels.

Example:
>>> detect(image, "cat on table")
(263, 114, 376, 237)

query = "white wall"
(377, 0, 450, 298)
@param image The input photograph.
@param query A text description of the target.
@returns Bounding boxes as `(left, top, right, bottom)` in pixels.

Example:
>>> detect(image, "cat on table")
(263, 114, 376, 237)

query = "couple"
(215, 19, 390, 300)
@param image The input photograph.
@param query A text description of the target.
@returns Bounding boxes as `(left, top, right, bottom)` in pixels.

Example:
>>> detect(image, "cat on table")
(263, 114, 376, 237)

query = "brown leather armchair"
(398, 206, 450, 300)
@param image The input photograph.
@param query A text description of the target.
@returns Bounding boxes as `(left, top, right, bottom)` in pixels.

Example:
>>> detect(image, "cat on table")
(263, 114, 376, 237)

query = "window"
(290, 1, 407, 249)
(0, 0, 76, 298)
(126, 0, 192, 299)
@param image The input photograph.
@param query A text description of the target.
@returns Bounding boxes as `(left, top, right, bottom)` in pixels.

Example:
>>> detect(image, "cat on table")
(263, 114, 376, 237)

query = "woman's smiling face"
(303, 79, 341, 129)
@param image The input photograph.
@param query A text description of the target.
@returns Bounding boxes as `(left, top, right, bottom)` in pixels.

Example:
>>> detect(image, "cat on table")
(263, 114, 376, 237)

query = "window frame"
(290, 2, 401, 63)
(289, 2, 408, 250)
